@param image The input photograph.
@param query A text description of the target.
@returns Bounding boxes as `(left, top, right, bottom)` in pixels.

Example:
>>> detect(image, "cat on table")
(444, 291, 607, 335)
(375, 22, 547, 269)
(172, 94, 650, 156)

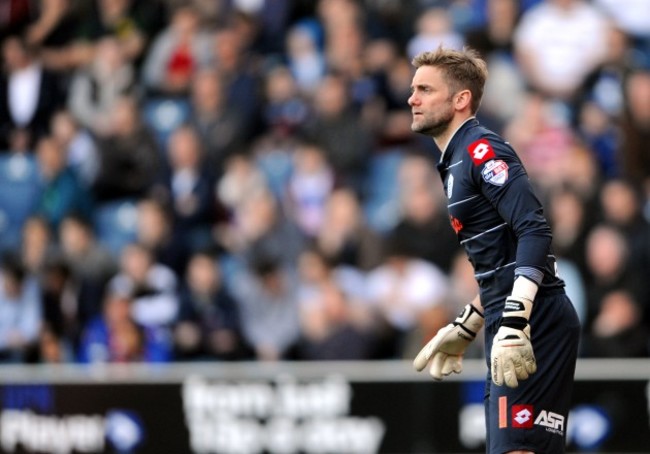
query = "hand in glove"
(491, 277, 538, 388)
(414, 303, 484, 379)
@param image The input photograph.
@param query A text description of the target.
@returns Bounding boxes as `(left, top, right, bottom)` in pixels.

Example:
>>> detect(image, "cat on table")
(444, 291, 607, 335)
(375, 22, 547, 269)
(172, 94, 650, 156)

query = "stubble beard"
(411, 107, 455, 140)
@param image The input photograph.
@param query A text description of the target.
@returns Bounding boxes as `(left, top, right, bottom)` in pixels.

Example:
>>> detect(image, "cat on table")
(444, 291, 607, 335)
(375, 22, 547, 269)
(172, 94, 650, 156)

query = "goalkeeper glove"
(491, 276, 538, 388)
(414, 303, 484, 379)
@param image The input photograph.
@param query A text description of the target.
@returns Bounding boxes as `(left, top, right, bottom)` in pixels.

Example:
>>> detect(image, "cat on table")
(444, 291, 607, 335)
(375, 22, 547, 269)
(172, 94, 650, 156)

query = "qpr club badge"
(482, 160, 509, 186)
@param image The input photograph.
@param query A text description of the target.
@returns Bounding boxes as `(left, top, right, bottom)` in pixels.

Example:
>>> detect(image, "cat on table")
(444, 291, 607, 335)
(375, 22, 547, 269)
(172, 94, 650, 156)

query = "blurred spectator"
(234, 0, 294, 56)
(465, 0, 527, 127)
(295, 244, 370, 353)
(210, 25, 263, 133)
(215, 152, 268, 216)
(39, 257, 80, 357)
(582, 289, 649, 357)
(363, 0, 418, 48)
(92, 95, 161, 202)
(58, 213, 117, 322)
(50, 109, 99, 188)
(547, 185, 592, 272)
(573, 24, 638, 179)
(0, 0, 34, 41)
(76, 0, 168, 65)
(164, 0, 228, 29)
(23, 0, 79, 52)
(107, 242, 180, 330)
(594, 0, 650, 57)
(597, 178, 650, 276)
(0, 253, 42, 363)
(156, 126, 215, 252)
(37, 325, 73, 363)
(364, 55, 415, 145)
(134, 197, 188, 279)
(406, 7, 465, 60)
(260, 64, 309, 136)
(464, 0, 520, 61)
(253, 64, 306, 197)
(34, 136, 93, 231)
(296, 245, 369, 310)
(378, 53, 413, 114)
(284, 141, 335, 237)
(284, 19, 326, 95)
(366, 237, 450, 359)
(316, 0, 365, 74)
(0, 35, 65, 149)
(388, 153, 461, 274)
(250, 132, 296, 202)
(141, 5, 212, 97)
(576, 23, 633, 121)
(78, 290, 172, 363)
(295, 280, 379, 360)
(67, 36, 137, 137)
(187, 68, 249, 177)
(20, 216, 55, 277)
(228, 251, 301, 361)
(218, 181, 306, 271)
(513, 0, 608, 101)
(502, 90, 580, 195)
(314, 187, 383, 272)
(245, 188, 307, 267)
(577, 99, 621, 180)
(0, 129, 42, 253)
(360, 46, 404, 135)
(582, 224, 647, 334)
(619, 69, 650, 186)
(173, 249, 250, 361)
(300, 72, 373, 192)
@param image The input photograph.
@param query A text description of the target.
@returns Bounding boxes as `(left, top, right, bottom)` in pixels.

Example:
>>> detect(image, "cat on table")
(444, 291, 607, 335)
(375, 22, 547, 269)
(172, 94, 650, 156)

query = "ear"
(454, 89, 472, 111)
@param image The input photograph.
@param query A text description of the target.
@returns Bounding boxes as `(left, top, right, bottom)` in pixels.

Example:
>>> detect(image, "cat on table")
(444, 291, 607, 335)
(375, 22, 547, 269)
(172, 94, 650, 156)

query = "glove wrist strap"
(501, 277, 537, 330)
(454, 303, 485, 338)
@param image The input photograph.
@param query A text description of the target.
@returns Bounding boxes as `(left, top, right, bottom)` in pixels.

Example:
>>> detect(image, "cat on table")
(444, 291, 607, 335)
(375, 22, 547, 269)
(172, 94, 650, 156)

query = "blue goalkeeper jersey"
(435, 118, 565, 318)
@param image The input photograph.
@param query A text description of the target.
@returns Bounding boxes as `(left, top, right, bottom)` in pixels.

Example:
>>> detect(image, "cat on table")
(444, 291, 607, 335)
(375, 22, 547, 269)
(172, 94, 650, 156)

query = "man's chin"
(412, 124, 440, 137)
(411, 123, 427, 134)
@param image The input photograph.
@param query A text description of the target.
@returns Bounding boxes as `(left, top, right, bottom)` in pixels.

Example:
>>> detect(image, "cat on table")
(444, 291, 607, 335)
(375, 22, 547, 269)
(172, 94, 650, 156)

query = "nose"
(408, 92, 418, 107)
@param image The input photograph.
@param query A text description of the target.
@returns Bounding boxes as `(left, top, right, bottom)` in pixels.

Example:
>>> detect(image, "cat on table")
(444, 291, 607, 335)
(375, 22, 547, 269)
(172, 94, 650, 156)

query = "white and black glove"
(491, 276, 538, 388)
(414, 303, 484, 380)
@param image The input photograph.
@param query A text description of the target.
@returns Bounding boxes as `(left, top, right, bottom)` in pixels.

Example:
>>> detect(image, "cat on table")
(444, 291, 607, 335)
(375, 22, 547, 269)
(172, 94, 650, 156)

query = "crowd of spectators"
(0, 0, 649, 365)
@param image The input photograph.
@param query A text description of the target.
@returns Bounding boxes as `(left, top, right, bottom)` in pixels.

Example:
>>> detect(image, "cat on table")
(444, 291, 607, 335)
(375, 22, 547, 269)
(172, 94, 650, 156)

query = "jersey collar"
(438, 116, 477, 160)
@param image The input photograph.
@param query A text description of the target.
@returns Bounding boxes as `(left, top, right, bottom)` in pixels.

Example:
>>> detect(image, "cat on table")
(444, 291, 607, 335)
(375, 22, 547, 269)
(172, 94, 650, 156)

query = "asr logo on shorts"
(535, 410, 565, 436)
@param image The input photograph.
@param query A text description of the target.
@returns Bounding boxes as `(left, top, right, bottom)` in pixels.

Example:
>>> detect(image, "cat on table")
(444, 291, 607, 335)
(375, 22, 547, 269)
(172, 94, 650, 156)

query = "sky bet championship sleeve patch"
(481, 159, 509, 186)
(467, 138, 496, 165)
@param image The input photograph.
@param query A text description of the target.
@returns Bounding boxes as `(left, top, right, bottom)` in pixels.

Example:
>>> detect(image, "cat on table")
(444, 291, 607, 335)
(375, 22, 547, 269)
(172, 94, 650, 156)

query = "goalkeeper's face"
(408, 65, 455, 139)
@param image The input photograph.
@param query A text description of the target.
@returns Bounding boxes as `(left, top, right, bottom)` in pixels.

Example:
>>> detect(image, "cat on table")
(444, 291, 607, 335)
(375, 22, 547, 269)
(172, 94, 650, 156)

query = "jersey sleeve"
(466, 135, 552, 285)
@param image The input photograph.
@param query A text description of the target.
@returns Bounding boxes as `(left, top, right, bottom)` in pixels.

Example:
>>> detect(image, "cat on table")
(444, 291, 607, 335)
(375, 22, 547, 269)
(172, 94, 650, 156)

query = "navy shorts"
(484, 291, 580, 454)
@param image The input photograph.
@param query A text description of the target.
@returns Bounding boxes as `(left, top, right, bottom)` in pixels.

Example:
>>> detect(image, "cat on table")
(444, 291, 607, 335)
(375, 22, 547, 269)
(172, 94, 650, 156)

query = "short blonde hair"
(412, 47, 488, 114)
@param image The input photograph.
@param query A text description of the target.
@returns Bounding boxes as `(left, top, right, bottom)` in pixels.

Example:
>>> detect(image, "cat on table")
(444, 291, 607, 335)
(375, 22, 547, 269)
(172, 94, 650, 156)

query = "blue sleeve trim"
(515, 267, 544, 285)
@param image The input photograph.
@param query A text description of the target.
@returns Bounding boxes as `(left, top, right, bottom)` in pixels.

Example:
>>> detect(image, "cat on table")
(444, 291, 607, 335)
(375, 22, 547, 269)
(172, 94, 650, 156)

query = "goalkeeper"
(408, 46, 580, 454)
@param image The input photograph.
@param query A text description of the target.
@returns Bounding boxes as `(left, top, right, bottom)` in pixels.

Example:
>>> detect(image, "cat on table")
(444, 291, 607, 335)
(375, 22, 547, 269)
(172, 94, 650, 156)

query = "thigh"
(484, 294, 580, 454)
